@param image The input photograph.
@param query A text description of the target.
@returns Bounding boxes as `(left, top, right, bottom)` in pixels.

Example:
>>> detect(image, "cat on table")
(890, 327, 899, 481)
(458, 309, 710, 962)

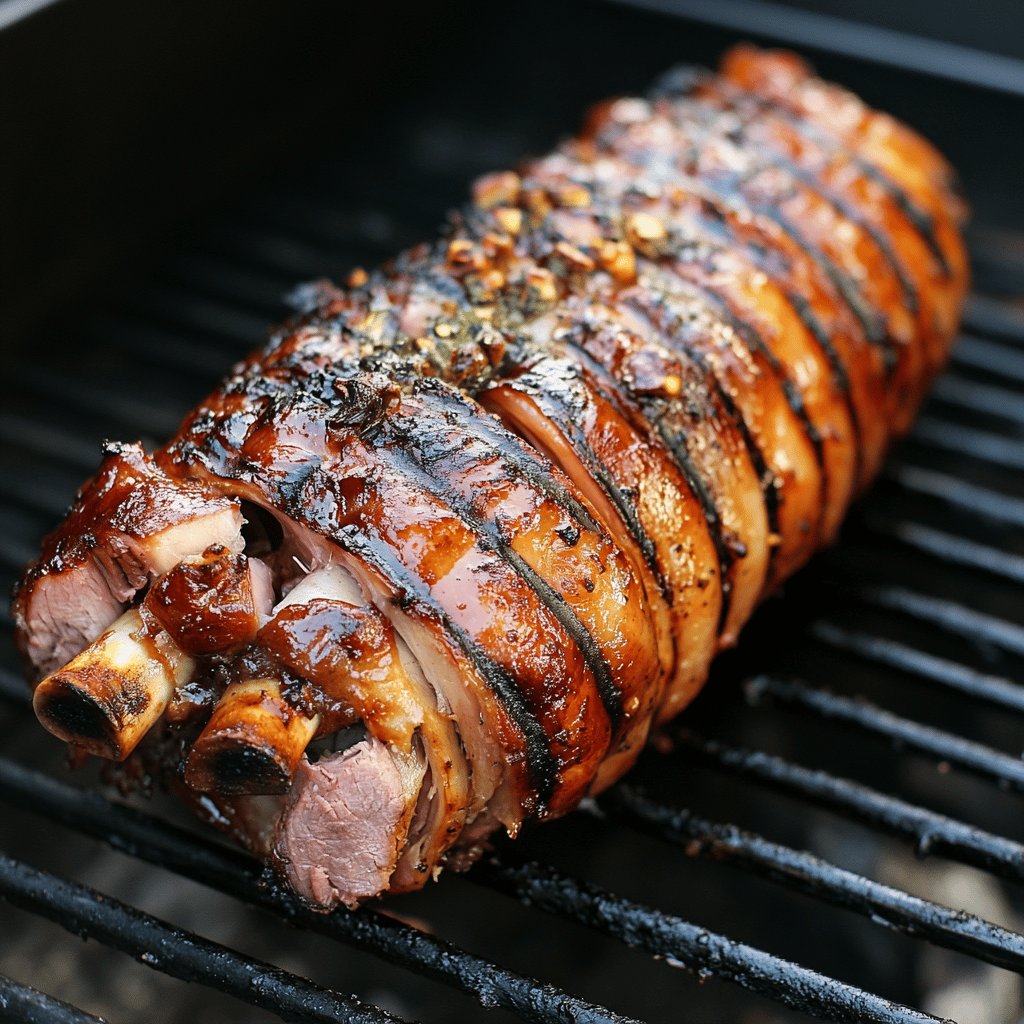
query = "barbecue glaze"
(13, 46, 968, 908)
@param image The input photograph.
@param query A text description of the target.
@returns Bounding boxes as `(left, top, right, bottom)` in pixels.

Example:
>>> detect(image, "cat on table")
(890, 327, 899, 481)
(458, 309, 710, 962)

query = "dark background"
(2, 0, 1024, 353)
(1, 3, 1023, 1023)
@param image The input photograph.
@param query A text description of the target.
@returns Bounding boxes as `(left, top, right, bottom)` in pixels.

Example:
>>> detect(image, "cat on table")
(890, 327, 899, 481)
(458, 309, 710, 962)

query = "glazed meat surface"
(12, 46, 968, 908)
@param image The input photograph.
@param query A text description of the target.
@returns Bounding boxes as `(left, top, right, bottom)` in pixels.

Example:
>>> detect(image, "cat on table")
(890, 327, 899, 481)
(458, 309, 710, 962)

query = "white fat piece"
(272, 562, 364, 613)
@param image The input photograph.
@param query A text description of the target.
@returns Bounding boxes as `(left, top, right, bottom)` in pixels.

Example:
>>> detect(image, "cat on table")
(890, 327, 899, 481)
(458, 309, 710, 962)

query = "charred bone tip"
(32, 609, 192, 761)
(184, 679, 320, 796)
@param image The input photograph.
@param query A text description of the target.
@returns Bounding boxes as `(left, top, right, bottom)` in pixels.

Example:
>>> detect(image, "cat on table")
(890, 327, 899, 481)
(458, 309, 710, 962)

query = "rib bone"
(32, 608, 193, 759)
(184, 678, 320, 794)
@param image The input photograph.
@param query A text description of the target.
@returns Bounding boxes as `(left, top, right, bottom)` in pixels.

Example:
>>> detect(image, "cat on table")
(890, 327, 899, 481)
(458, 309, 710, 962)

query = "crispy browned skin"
(12, 47, 968, 907)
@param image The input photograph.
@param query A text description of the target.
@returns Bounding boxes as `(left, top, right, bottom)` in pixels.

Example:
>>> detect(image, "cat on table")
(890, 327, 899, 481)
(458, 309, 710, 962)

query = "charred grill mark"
(855, 160, 950, 275)
(662, 192, 862, 463)
(777, 160, 920, 316)
(730, 191, 889, 348)
(738, 89, 952, 276)
(677, 273, 823, 485)
(382, 392, 623, 729)
(337, 525, 558, 810)
(612, 294, 753, 630)
(419, 382, 603, 536)
(504, 368, 668, 600)
(554, 333, 729, 607)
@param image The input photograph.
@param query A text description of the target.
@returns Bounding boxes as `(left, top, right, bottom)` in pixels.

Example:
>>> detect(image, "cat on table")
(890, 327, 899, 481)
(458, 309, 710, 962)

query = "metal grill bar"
(0, 756, 638, 1024)
(911, 417, 1024, 472)
(862, 518, 1024, 585)
(950, 335, 1024, 381)
(677, 732, 1024, 882)
(0, 974, 107, 1024)
(885, 462, 1024, 529)
(861, 587, 1024, 658)
(607, 0, 1024, 98)
(602, 785, 1024, 973)
(0, 855, 408, 1024)
(930, 373, 1024, 426)
(809, 622, 1024, 713)
(746, 675, 1024, 790)
(472, 858, 951, 1024)
(9, 366, 183, 438)
(962, 295, 1024, 343)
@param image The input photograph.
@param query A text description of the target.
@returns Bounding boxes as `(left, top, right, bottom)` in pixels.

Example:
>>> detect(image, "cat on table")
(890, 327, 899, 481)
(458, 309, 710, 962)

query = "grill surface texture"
(1, 2, 1024, 1022)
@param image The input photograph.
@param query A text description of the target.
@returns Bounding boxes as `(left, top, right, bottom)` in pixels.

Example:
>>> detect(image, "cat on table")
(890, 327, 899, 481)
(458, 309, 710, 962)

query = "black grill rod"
(951, 334, 1024, 381)
(128, 286, 273, 347)
(0, 667, 25, 706)
(472, 857, 951, 1024)
(603, 0, 1024, 99)
(91, 318, 243, 377)
(962, 294, 1024, 345)
(0, 758, 640, 1024)
(0, 974, 107, 1024)
(910, 417, 1024, 473)
(166, 252, 292, 317)
(602, 786, 1024, 975)
(10, 366, 181, 440)
(810, 621, 1024, 714)
(930, 372, 1024, 428)
(861, 586, 1024, 660)
(885, 461, 1024, 530)
(673, 731, 1024, 883)
(0, 855, 408, 1024)
(861, 516, 1024, 586)
(0, 534, 35, 575)
(746, 675, 1024, 792)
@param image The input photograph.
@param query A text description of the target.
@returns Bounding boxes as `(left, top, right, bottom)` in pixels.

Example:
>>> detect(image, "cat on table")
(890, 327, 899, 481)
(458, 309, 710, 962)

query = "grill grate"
(3, 4, 1024, 1022)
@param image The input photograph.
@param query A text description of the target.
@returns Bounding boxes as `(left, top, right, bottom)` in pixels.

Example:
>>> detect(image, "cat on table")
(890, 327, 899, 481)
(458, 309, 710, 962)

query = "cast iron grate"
(2, 5, 1024, 1023)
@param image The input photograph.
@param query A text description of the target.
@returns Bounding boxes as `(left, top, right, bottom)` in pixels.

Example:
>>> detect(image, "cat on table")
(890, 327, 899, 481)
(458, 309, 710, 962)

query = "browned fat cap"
(144, 549, 274, 656)
(33, 608, 194, 760)
(182, 565, 360, 795)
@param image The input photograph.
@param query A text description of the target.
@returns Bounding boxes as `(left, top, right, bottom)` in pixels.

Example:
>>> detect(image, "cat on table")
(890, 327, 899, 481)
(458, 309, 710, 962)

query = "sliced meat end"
(272, 739, 427, 909)
(15, 442, 243, 678)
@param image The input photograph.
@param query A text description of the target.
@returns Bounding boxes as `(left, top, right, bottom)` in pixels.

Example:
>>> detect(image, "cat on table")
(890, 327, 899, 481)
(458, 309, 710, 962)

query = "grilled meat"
(12, 46, 968, 909)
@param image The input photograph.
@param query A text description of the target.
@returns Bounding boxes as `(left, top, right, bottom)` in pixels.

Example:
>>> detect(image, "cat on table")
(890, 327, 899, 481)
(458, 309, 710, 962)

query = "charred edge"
(683, 200, 864, 476)
(855, 160, 950, 276)
(763, 205, 897, 374)
(624, 295, 748, 597)
(685, 277, 823, 482)
(204, 745, 291, 795)
(510, 370, 669, 601)
(379, 409, 623, 730)
(40, 686, 114, 746)
(651, 413, 735, 636)
(573, 304, 734, 633)
(337, 526, 558, 811)
(764, 157, 920, 317)
(784, 290, 854, 397)
(560, 337, 727, 611)
(421, 380, 603, 536)
(747, 90, 952, 278)
(687, 163, 896, 370)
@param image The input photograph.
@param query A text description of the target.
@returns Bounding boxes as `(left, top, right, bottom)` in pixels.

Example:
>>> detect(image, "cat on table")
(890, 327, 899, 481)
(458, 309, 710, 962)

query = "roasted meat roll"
(12, 46, 968, 909)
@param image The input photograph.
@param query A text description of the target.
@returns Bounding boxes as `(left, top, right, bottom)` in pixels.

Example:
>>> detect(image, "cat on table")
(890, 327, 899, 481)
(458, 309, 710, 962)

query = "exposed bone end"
(184, 679, 319, 795)
(32, 609, 193, 760)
